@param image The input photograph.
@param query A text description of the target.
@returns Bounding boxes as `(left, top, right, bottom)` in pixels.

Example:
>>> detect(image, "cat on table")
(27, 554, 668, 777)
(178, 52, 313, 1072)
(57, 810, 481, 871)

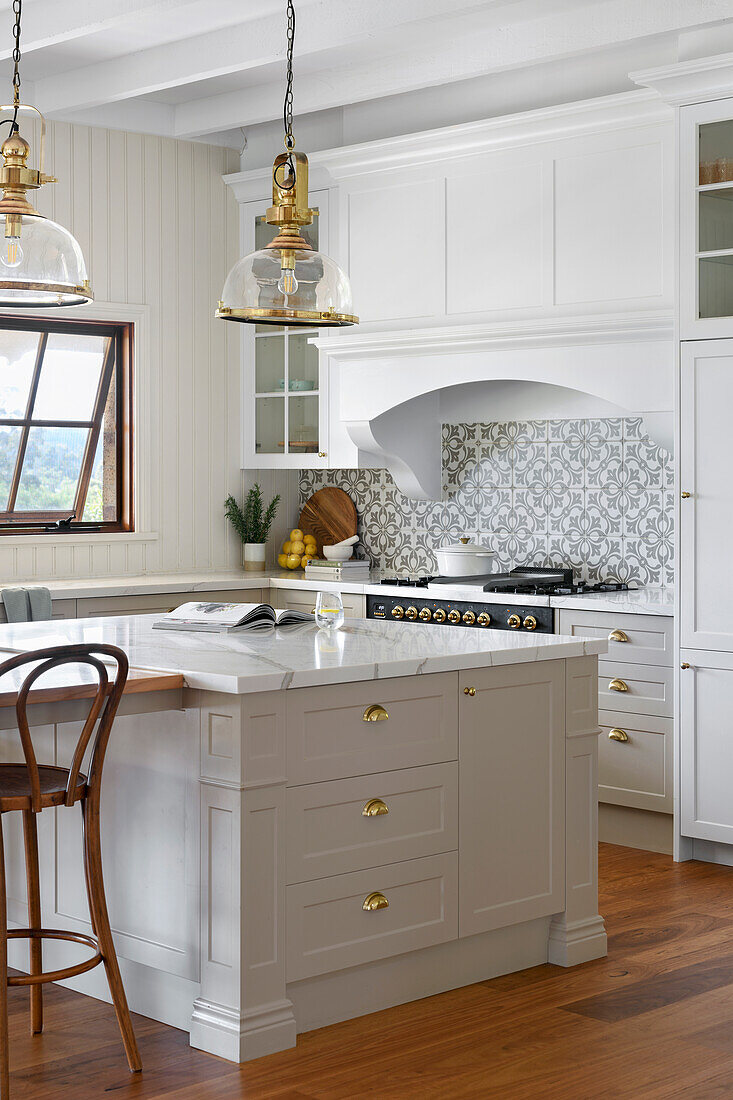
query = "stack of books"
(304, 558, 371, 581)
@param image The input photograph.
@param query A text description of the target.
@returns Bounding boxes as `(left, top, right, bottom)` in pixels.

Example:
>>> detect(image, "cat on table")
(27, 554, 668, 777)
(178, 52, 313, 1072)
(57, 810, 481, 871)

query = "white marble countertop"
(0, 571, 270, 600)
(0, 614, 607, 695)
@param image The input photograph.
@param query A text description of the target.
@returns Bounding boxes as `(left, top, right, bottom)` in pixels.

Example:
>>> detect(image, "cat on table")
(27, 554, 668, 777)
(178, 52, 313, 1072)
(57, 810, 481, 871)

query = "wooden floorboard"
(7, 843, 733, 1098)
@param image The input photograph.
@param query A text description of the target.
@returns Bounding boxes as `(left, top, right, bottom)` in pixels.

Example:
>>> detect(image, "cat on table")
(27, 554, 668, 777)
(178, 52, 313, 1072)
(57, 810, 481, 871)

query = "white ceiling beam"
(174, 0, 733, 137)
(33, 0, 485, 117)
(0, 0, 195, 60)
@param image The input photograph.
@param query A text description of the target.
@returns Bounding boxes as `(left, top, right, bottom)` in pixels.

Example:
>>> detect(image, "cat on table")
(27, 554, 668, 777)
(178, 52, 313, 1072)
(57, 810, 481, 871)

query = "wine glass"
(315, 590, 345, 630)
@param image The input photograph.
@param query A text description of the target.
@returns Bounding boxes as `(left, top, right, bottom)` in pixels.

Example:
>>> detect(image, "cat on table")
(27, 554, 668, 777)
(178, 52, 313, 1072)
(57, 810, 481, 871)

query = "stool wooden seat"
(0, 643, 142, 1099)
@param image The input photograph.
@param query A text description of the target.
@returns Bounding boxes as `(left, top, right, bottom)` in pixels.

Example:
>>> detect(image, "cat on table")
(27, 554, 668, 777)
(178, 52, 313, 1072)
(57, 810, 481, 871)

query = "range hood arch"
(316, 314, 674, 500)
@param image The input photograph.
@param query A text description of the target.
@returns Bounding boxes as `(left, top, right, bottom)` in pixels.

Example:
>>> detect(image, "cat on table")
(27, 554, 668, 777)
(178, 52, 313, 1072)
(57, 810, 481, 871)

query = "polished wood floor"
(8, 843, 733, 1098)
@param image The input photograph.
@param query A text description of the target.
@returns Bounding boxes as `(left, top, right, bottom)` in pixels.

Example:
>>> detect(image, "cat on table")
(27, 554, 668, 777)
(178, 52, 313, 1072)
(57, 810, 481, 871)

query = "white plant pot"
(243, 542, 267, 572)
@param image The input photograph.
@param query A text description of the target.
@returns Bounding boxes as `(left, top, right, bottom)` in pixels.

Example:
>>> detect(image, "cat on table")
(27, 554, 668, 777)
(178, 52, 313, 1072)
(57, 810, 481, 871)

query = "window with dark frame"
(0, 317, 133, 533)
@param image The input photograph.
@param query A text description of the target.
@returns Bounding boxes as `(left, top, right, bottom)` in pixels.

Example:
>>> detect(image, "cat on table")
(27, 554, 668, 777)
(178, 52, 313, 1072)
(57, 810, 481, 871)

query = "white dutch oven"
(435, 537, 494, 577)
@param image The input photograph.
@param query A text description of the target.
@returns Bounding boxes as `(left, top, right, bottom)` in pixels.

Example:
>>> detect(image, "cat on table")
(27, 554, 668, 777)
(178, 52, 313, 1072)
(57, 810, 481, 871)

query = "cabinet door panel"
(680, 341, 733, 649)
(459, 661, 564, 937)
(680, 650, 733, 842)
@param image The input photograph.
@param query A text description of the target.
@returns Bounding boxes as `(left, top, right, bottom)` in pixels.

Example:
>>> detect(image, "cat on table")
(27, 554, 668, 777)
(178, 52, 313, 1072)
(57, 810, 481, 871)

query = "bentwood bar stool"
(0, 643, 141, 1098)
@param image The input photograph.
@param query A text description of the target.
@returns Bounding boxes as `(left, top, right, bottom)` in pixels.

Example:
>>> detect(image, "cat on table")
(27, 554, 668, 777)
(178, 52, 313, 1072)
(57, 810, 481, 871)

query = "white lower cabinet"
(599, 712, 672, 813)
(680, 650, 733, 843)
(76, 588, 268, 618)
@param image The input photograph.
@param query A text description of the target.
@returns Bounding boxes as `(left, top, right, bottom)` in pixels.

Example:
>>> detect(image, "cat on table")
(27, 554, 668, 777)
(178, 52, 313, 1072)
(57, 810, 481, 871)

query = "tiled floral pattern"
(299, 418, 674, 586)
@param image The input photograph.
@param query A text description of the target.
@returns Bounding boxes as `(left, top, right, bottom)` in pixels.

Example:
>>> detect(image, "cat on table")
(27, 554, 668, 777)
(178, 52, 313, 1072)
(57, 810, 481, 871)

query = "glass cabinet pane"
(699, 190, 733, 252)
(288, 332, 318, 390)
(699, 121, 733, 185)
(255, 397, 285, 455)
(699, 255, 733, 319)
(288, 394, 319, 455)
(254, 334, 285, 393)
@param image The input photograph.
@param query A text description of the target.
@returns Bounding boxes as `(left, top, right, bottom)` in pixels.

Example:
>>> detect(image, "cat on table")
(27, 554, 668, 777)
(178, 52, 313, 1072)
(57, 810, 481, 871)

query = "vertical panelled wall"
(0, 122, 242, 581)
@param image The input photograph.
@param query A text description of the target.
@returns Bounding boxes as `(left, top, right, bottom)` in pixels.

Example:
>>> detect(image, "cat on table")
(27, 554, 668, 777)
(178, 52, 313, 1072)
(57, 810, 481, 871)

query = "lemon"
(290, 528, 304, 542)
(290, 540, 305, 556)
(304, 535, 317, 547)
(283, 540, 291, 554)
(286, 554, 301, 570)
(277, 553, 288, 568)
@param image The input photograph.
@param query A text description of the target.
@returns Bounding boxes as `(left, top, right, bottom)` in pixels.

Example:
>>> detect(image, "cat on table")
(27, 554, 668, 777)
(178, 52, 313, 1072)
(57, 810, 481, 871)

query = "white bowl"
(323, 544, 354, 561)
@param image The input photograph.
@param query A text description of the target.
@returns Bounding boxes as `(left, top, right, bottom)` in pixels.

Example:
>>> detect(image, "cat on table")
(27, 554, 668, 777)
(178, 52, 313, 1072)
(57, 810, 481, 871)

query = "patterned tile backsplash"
(299, 418, 674, 586)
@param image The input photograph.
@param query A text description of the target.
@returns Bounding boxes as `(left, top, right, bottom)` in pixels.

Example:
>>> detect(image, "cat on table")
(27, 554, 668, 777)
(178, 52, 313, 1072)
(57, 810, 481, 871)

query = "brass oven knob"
(448, 609, 461, 624)
(391, 605, 404, 620)
(523, 616, 538, 631)
(419, 607, 432, 622)
(405, 605, 418, 621)
(433, 608, 446, 623)
(477, 612, 491, 627)
(462, 610, 476, 625)
(507, 614, 521, 629)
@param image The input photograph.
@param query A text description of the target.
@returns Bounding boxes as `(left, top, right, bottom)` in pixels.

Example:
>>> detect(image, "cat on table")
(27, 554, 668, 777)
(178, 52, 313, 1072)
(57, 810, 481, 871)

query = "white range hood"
(314, 312, 675, 500)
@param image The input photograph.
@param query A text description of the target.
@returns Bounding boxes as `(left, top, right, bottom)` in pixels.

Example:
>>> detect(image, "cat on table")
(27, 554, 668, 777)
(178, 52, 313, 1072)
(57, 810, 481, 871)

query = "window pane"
(0, 329, 39, 418)
(32, 333, 107, 421)
(15, 426, 88, 512)
(0, 426, 21, 508)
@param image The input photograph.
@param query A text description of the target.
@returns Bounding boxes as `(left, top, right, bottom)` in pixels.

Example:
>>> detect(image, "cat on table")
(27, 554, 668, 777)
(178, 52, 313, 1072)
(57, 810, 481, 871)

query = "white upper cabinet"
(679, 340, 733, 651)
(680, 99, 733, 340)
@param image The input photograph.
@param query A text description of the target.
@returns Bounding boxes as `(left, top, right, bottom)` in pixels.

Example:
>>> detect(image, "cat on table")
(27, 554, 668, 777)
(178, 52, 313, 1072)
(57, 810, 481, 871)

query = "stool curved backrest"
(0, 643, 129, 813)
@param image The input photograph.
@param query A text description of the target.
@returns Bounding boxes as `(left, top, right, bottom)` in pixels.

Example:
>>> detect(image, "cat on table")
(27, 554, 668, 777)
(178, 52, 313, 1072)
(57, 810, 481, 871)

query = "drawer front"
(286, 852, 457, 981)
(76, 588, 266, 618)
(286, 762, 458, 883)
(557, 610, 673, 667)
(286, 673, 458, 785)
(598, 710, 672, 813)
(273, 586, 365, 619)
(598, 661, 673, 717)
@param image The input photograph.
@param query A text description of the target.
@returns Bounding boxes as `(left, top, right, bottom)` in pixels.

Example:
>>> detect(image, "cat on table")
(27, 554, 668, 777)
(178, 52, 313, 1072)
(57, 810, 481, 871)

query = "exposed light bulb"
(277, 264, 298, 297)
(1, 237, 23, 269)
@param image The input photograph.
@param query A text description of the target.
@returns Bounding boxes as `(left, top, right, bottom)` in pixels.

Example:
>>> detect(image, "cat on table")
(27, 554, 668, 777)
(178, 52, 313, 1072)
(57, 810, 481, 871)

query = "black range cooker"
(365, 567, 635, 634)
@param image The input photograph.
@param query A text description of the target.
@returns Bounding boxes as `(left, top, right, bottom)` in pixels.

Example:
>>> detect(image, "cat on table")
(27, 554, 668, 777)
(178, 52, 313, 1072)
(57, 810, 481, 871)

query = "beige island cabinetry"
(0, 614, 606, 1063)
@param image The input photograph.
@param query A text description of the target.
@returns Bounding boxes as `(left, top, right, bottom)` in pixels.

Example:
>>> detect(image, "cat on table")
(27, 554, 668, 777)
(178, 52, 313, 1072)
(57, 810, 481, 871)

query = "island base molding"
(547, 915, 608, 967)
(190, 996, 297, 1062)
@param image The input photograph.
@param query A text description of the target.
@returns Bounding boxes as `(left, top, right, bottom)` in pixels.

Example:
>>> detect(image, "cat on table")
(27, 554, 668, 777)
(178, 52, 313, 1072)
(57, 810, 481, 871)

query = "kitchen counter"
(0, 614, 608, 695)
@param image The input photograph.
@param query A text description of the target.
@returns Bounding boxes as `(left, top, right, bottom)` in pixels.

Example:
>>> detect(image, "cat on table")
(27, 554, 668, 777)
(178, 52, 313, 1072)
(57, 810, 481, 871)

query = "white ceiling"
(0, 0, 732, 149)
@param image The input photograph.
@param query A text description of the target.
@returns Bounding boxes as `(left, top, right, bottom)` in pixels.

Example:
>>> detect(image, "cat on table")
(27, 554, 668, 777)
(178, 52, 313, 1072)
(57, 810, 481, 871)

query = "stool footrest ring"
(7, 928, 102, 986)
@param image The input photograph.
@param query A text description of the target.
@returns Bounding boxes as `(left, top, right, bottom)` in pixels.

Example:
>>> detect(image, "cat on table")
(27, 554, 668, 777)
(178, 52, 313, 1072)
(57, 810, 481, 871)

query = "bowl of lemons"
(278, 528, 318, 571)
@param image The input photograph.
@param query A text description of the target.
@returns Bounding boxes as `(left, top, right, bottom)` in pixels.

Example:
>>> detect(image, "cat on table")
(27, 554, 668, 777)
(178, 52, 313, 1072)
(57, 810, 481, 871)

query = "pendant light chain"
(275, 0, 297, 192)
(1, 0, 22, 137)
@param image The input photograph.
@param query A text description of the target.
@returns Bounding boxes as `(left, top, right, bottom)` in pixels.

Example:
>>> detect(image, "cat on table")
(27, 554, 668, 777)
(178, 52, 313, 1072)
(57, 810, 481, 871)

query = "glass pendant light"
(217, 0, 357, 327)
(0, 0, 92, 307)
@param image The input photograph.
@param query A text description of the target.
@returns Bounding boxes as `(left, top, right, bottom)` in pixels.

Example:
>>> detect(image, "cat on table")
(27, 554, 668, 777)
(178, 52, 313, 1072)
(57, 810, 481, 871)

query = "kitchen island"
(0, 615, 607, 1063)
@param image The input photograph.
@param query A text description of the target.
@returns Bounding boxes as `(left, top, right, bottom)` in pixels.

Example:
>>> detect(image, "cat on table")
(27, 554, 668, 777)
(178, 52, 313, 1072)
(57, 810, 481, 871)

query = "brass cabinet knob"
(608, 629, 629, 643)
(681, 491, 691, 499)
(363, 891, 389, 912)
(608, 728, 629, 742)
(391, 605, 404, 620)
(363, 704, 389, 723)
(448, 609, 461, 624)
(362, 798, 389, 817)
(477, 612, 491, 627)
(464, 686, 476, 696)
(681, 662, 691, 670)
(508, 614, 521, 629)
(432, 608, 446, 623)
(419, 607, 432, 621)
(462, 610, 476, 625)
(318, 451, 327, 458)
(405, 605, 418, 621)
(523, 616, 537, 631)
(608, 678, 629, 692)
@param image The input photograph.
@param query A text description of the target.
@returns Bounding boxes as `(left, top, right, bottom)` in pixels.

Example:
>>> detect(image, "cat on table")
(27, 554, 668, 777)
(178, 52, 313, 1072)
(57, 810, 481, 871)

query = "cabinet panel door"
(459, 661, 564, 937)
(680, 340, 733, 650)
(680, 650, 733, 843)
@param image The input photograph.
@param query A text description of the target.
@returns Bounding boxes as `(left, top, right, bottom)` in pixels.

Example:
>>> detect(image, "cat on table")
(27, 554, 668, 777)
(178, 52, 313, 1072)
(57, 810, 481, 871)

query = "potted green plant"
(225, 485, 281, 571)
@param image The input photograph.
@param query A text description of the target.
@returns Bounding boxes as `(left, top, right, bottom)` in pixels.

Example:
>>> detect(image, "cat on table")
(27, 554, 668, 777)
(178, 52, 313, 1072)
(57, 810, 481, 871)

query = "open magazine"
(152, 601, 314, 633)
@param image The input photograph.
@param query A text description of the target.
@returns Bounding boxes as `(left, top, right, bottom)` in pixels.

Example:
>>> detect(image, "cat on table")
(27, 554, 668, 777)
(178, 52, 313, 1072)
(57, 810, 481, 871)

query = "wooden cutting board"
(298, 487, 358, 555)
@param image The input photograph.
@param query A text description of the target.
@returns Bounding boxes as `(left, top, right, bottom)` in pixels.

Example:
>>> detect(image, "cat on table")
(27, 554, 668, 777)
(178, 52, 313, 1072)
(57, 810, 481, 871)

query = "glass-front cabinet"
(681, 99, 733, 338)
(241, 191, 330, 468)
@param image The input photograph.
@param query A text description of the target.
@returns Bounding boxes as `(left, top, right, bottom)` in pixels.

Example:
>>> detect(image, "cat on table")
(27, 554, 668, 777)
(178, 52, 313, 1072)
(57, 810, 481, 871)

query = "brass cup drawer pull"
(362, 891, 389, 912)
(608, 728, 629, 742)
(608, 678, 629, 693)
(608, 629, 629, 643)
(362, 798, 389, 817)
(363, 704, 389, 723)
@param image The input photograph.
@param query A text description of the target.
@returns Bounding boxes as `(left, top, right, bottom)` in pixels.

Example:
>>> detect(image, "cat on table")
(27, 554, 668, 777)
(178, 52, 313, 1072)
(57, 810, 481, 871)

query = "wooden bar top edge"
(0, 667, 185, 708)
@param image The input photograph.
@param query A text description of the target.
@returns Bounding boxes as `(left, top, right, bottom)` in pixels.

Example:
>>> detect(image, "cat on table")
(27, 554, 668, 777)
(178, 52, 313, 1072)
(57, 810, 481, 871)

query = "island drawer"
(556, 610, 673, 667)
(598, 711, 672, 813)
(598, 661, 673, 717)
(286, 762, 458, 883)
(286, 852, 457, 981)
(286, 673, 458, 785)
